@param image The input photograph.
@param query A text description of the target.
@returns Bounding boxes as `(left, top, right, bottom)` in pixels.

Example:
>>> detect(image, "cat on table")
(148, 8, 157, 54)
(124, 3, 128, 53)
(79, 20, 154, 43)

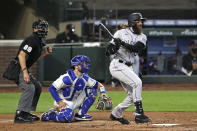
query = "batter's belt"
(118, 59, 133, 67)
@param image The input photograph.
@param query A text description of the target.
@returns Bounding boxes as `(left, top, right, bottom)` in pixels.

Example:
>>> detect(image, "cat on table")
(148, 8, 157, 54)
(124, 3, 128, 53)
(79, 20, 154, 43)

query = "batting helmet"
(128, 13, 146, 27)
(71, 55, 90, 73)
(32, 19, 49, 38)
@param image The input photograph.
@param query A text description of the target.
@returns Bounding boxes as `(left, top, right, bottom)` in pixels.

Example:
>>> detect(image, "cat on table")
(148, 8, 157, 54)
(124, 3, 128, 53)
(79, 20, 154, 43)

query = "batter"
(109, 13, 151, 124)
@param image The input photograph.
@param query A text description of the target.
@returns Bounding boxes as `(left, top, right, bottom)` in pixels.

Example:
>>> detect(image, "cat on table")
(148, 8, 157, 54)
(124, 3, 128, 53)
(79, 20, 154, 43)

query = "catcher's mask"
(128, 13, 146, 27)
(71, 55, 90, 73)
(32, 19, 49, 38)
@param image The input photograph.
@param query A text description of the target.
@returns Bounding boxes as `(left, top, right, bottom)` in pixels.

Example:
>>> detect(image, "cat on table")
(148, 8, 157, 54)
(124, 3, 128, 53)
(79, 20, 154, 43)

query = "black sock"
(134, 101, 144, 115)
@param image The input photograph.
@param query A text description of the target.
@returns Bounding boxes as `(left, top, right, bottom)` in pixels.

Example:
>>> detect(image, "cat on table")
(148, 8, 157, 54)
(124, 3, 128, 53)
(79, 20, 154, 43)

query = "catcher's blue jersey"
(52, 69, 97, 102)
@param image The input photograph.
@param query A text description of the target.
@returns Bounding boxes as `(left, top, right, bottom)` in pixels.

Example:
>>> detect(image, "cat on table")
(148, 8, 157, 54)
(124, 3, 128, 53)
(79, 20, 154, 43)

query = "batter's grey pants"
(17, 70, 42, 113)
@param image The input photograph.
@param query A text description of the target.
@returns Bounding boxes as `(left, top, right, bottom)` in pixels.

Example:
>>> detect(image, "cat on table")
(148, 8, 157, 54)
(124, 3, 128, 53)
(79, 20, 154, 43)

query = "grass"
(0, 91, 197, 114)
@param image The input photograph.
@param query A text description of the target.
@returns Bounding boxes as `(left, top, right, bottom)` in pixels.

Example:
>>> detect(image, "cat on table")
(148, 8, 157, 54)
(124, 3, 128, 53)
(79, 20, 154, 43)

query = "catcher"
(41, 55, 112, 122)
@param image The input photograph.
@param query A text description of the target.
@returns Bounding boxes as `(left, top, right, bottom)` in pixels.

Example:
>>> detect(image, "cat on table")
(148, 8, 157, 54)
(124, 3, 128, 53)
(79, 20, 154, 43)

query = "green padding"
(39, 46, 111, 83)
(142, 75, 197, 83)
(72, 47, 109, 81)
(41, 47, 71, 81)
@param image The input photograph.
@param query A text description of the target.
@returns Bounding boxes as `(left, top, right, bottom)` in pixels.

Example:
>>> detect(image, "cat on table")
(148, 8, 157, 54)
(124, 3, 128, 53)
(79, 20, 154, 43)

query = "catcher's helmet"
(32, 19, 48, 38)
(71, 55, 90, 73)
(128, 13, 146, 27)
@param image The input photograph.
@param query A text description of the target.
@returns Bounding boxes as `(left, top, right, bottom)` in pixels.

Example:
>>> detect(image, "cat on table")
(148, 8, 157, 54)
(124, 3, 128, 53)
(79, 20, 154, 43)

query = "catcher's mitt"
(95, 95, 113, 110)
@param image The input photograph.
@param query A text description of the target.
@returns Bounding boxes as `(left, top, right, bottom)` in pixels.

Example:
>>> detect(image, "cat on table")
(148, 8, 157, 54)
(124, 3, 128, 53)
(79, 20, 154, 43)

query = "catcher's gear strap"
(99, 86, 106, 94)
(49, 85, 61, 102)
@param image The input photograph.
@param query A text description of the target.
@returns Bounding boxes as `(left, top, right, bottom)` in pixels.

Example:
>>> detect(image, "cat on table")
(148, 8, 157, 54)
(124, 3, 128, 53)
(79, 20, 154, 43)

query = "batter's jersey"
(111, 28, 147, 64)
(52, 69, 97, 103)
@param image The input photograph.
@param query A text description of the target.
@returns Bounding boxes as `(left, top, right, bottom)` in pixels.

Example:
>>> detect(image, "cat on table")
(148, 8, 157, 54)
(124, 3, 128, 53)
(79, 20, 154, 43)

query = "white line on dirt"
(0, 120, 13, 123)
(152, 123, 181, 126)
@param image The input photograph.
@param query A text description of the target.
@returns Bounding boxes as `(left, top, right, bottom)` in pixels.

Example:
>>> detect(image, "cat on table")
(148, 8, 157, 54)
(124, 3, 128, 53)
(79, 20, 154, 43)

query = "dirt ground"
(0, 83, 197, 131)
(0, 112, 197, 131)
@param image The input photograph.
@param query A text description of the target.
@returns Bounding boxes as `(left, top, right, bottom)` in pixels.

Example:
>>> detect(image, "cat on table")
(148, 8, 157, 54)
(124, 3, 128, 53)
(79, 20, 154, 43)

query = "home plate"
(152, 123, 181, 126)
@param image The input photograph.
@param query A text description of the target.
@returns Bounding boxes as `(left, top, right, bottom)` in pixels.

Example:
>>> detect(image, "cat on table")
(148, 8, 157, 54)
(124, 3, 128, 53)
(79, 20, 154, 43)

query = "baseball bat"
(99, 23, 115, 39)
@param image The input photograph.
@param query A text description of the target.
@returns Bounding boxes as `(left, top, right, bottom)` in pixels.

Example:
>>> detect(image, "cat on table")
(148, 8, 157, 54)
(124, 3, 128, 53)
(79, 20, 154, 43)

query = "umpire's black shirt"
(16, 32, 44, 68)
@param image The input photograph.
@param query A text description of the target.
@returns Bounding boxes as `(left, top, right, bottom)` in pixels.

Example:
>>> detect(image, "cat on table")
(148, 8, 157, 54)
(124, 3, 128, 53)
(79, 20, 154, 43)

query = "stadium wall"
(0, 45, 38, 84)
(1, 43, 197, 85)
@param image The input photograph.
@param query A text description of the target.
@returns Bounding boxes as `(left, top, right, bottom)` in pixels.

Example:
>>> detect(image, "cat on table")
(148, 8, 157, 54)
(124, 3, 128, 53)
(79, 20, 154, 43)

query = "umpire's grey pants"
(17, 70, 42, 113)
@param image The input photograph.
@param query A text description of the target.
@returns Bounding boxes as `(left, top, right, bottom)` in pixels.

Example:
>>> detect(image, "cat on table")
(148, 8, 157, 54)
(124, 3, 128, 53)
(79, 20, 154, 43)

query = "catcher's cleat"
(110, 114, 130, 125)
(135, 114, 151, 123)
(74, 113, 93, 121)
(14, 111, 33, 124)
(28, 113, 40, 121)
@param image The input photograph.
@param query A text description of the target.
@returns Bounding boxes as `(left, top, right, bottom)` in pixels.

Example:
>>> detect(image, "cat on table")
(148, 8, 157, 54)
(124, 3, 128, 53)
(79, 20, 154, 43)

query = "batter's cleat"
(14, 111, 33, 124)
(74, 113, 93, 121)
(135, 114, 151, 123)
(28, 113, 40, 121)
(110, 114, 130, 125)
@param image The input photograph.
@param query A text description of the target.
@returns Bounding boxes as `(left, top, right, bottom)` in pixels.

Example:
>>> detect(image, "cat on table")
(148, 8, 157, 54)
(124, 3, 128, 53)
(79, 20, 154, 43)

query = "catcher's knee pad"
(80, 95, 96, 115)
(57, 108, 74, 123)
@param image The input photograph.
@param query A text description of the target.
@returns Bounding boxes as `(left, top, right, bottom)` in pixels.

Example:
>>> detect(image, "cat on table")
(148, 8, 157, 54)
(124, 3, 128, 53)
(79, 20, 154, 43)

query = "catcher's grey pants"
(17, 70, 42, 113)
(109, 59, 142, 118)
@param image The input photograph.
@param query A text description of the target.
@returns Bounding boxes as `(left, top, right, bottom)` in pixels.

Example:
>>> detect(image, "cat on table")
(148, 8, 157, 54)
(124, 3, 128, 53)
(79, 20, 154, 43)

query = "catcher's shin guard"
(78, 87, 97, 115)
(79, 95, 96, 115)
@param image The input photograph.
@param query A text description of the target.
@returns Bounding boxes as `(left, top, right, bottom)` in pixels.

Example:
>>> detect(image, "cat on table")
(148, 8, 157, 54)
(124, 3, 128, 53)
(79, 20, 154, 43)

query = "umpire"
(14, 19, 52, 123)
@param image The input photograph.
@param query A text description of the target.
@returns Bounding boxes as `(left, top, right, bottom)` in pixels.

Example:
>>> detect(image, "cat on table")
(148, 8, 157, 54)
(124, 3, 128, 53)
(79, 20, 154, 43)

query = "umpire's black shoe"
(14, 111, 33, 124)
(135, 114, 151, 123)
(28, 113, 40, 121)
(110, 114, 130, 125)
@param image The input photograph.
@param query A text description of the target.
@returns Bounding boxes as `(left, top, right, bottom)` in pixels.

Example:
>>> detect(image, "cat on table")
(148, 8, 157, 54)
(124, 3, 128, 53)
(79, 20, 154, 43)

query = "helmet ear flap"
(128, 21, 137, 27)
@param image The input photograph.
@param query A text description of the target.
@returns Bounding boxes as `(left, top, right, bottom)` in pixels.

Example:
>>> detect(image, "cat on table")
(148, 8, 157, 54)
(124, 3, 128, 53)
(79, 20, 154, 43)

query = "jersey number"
(23, 45, 32, 53)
